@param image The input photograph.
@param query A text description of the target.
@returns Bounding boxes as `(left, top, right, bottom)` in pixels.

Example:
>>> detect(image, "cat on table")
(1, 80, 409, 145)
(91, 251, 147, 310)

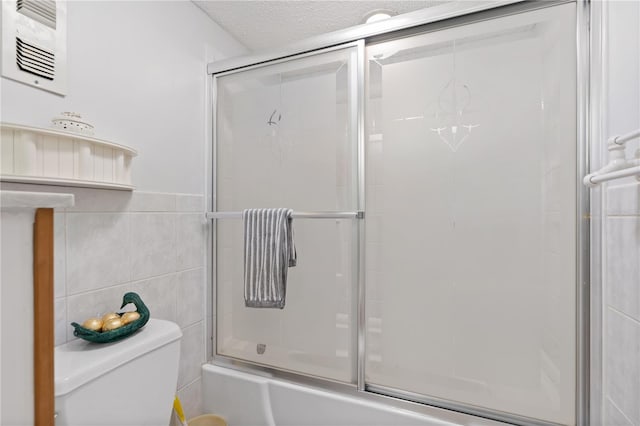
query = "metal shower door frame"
(206, 1, 592, 425)
(208, 39, 366, 384)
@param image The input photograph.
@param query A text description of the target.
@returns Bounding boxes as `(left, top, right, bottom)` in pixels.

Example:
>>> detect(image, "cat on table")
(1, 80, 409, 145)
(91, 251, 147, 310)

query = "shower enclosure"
(208, 2, 589, 425)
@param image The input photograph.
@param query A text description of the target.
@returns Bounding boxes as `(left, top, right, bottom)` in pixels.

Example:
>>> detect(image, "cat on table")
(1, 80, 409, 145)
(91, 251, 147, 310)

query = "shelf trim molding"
(1, 122, 136, 191)
(1, 123, 138, 156)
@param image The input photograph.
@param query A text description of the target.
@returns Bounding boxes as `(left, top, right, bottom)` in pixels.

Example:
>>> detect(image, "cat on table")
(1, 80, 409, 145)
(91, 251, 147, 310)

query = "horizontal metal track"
(206, 210, 364, 220)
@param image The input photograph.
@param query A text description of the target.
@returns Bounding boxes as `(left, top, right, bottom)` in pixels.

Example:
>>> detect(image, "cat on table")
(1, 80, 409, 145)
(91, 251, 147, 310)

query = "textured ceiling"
(194, 1, 442, 51)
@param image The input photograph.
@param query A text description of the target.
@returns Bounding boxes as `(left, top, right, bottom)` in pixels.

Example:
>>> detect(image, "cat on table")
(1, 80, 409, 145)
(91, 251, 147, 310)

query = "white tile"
(130, 213, 177, 280)
(176, 214, 206, 271)
(178, 321, 205, 389)
(130, 274, 177, 323)
(66, 213, 131, 295)
(54, 212, 66, 299)
(607, 183, 640, 216)
(0, 183, 131, 212)
(0, 182, 78, 208)
(65, 187, 132, 212)
(176, 268, 205, 328)
(65, 283, 130, 341)
(55, 298, 67, 346)
(604, 398, 633, 426)
(176, 194, 205, 212)
(606, 217, 640, 321)
(176, 378, 203, 421)
(605, 308, 640, 425)
(129, 192, 176, 212)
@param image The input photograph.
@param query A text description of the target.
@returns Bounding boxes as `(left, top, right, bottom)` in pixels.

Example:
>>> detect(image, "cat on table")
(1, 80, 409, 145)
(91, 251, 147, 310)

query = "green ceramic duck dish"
(71, 292, 150, 343)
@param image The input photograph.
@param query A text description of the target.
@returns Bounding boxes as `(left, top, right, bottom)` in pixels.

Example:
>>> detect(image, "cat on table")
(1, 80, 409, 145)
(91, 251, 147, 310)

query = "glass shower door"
(214, 43, 360, 382)
(364, 4, 577, 424)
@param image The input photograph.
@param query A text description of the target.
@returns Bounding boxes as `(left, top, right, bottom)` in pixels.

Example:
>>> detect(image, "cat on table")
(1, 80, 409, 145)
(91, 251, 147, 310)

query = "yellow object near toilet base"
(187, 414, 228, 426)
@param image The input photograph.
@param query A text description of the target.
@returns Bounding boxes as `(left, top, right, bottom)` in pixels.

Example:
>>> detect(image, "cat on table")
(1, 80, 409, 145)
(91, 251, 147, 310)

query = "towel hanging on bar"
(243, 208, 297, 309)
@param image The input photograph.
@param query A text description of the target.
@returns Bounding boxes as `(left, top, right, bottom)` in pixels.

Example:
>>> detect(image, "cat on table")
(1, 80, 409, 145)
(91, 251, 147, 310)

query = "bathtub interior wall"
(0, 1, 246, 421)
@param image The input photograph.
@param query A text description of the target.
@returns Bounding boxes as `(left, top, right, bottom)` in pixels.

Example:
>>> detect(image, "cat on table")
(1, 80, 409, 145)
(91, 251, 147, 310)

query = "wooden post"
(33, 208, 54, 426)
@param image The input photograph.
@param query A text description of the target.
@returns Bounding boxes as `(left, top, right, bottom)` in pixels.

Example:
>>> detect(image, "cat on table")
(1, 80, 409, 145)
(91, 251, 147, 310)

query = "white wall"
(1, 1, 247, 421)
(1, 0, 246, 194)
(599, 1, 640, 425)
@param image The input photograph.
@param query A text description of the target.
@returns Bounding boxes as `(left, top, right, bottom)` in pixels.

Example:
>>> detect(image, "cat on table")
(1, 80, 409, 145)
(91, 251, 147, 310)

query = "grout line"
(175, 265, 206, 274)
(605, 396, 635, 426)
(175, 216, 180, 328)
(129, 271, 181, 285)
(62, 211, 68, 299)
(66, 270, 179, 297)
(182, 319, 204, 332)
(607, 305, 640, 327)
(67, 281, 130, 299)
(65, 211, 198, 214)
(178, 376, 202, 393)
(61, 209, 69, 343)
(180, 314, 206, 331)
(127, 212, 133, 283)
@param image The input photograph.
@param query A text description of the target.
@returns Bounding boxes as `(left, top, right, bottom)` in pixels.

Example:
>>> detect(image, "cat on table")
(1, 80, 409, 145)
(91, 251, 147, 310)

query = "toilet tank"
(55, 319, 182, 426)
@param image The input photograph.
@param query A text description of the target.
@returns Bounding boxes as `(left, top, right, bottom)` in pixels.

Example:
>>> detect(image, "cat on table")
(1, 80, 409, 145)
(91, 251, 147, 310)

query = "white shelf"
(0, 123, 137, 191)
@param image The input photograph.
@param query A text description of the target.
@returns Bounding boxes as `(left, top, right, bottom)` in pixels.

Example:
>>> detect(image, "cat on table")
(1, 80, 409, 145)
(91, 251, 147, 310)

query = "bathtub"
(201, 365, 506, 426)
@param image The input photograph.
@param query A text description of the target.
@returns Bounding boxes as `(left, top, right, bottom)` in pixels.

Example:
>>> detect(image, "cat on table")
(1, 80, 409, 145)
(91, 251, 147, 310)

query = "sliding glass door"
(364, 4, 577, 424)
(214, 43, 361, 382)
(211, 2, 581, 424)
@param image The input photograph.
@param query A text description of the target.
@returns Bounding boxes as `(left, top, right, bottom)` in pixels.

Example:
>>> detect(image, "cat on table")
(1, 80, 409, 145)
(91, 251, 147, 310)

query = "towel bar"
(205, 211, 364, 220)
(584, 128, 640, 187)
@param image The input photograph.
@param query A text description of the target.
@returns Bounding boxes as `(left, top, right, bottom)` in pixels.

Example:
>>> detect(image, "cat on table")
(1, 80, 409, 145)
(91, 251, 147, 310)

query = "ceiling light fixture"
(363, 9, 396, 24)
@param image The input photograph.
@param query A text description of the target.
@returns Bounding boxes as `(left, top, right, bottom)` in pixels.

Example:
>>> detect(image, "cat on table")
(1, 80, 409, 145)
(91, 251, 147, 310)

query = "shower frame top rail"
(206, 0, 528, 75)
(205, 210, 364, 220)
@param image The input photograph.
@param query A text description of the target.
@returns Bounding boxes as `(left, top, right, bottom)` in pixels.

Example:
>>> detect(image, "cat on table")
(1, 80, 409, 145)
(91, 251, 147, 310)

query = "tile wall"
(603, 182, 640, 426)
(600, 1, 640, 424)
(2, 183, 208, 420)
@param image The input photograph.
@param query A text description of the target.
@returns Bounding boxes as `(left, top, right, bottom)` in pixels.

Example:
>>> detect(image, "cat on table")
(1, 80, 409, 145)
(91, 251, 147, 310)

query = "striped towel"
(243, 208, 297, 309)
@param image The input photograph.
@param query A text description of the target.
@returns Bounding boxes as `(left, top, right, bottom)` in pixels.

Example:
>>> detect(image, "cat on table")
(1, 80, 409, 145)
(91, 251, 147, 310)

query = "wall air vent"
(16, 37, 55, 80)
(16, 0, 56, 29)
(2, 0, 67, 95)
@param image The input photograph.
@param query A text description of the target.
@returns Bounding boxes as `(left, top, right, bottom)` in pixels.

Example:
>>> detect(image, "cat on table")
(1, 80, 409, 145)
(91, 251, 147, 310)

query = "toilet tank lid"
(55, 319, 182, 397)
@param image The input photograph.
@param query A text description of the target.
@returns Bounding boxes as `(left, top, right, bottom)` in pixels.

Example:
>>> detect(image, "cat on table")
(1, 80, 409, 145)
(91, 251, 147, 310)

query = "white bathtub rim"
(202, 364, 507, 426)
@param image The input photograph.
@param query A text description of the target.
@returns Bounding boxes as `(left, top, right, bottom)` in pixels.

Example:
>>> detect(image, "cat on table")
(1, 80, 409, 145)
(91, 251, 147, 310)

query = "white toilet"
(55, 319, 182, 426)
